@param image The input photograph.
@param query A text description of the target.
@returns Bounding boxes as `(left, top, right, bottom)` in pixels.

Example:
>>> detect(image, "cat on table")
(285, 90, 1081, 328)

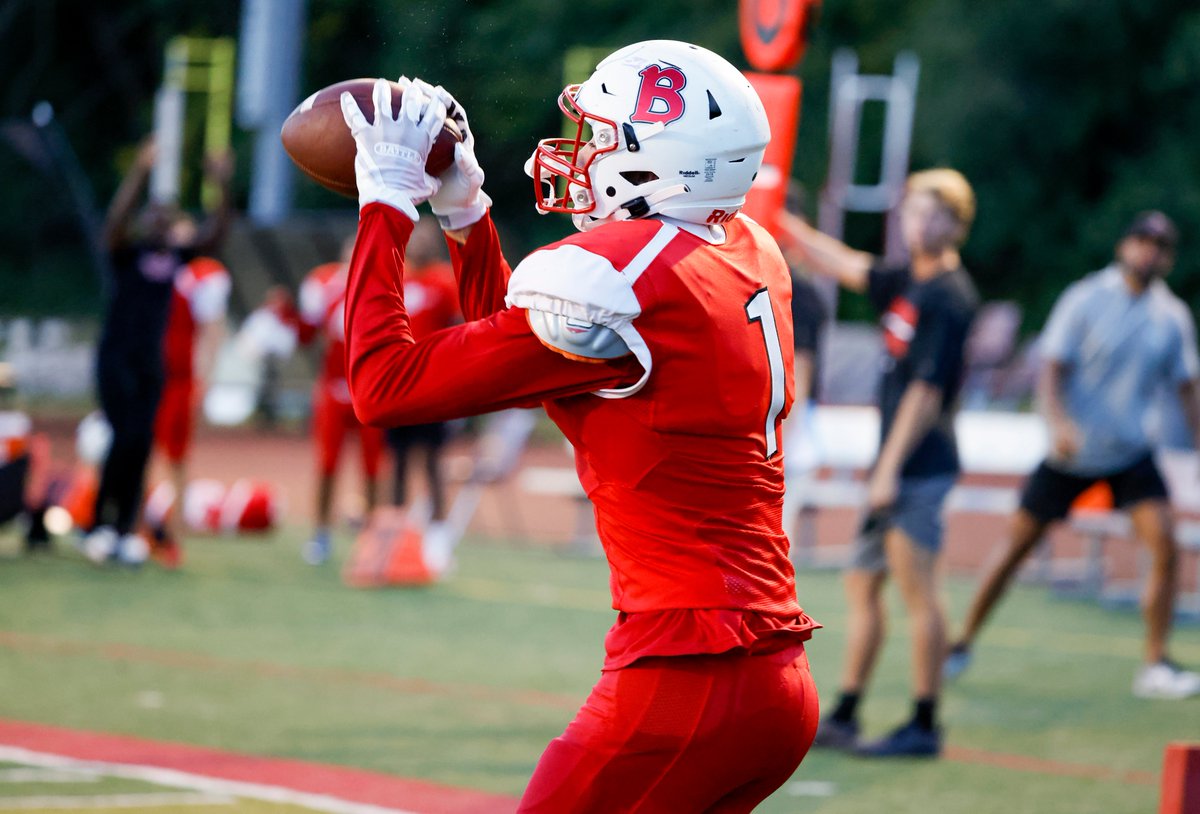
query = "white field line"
(0, 791, 232, 809)
(0, 747, 422, 814)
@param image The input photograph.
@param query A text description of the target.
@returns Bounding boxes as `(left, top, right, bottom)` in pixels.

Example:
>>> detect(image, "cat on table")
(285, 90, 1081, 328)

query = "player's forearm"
(777, 212, 871, 293)
(102, 162, 152, 249)
(875, 381, 942, 478)
(344, 204, 419, 424)
(195, 196, 232, 254)
(1037, 361, 1073, 428)
(195, 171, 234, 253)
(344, 204, 635, 426)
(445, 211, 511, 320)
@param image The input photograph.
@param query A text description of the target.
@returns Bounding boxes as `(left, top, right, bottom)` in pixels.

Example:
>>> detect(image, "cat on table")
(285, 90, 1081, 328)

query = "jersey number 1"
(745, 287, 786, 458)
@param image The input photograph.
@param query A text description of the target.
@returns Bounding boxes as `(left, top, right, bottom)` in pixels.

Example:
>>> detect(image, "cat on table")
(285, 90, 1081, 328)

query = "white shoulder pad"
(527, 310, 630, 360)
(506, 243, 653, 398)
(506, 244, 640, 327)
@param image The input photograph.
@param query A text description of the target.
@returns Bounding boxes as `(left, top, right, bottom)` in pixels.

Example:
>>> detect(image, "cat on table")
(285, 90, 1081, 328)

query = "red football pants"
(518, 643, 818, 814)
(313, 383, 384, 478)
(153, 377, 194, 464)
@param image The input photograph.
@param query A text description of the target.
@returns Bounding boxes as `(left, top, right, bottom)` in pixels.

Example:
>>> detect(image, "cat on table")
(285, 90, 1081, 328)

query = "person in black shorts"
(782, 168, 979, 757)
(945, 211, 1200, 699)
(84, 138, 232, 564)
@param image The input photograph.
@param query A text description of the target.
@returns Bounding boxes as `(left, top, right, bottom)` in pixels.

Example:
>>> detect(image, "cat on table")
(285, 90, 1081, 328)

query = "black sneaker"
(811, 717, 859, 751)
(855, 721, 942, 758)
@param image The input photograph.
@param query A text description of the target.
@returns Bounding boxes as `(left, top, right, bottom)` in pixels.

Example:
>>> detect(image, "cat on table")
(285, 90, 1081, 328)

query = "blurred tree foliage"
(0, 0, 1195, 329)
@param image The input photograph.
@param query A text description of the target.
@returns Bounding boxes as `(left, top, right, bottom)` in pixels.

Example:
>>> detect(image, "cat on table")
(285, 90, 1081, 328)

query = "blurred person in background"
(246, 284, 301, 429)
(339, 39, 820, 811)
(0, 363, 50, 552)
(776, 183, 828, 545)
(149, 255, 230, 567)
(86, 138, 232, 565)
(784, 169, 978, 757)
(298, 236, 385, 565)
(382, 218, 460, 536)
(946, 211, 1200, 699)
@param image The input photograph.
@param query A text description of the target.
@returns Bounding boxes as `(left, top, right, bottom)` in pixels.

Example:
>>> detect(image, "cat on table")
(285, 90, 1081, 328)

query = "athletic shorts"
(851, 473, 957, 572)
(153, 377, 194, 464)
(312, 383, 385, 478)
(385, 421, 447, 451)
(518, 644, 817, 814)
(1018, 453, 1169, 522)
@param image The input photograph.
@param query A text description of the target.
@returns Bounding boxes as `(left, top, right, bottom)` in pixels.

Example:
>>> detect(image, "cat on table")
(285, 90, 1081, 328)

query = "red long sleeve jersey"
(346, 204, 818, 669)
(161, 257, 230, 380)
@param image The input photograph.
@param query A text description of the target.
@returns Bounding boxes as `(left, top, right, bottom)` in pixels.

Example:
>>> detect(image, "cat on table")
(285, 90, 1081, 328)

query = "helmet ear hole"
(605, 186, 617, 197)
(618, 171, 659, 186)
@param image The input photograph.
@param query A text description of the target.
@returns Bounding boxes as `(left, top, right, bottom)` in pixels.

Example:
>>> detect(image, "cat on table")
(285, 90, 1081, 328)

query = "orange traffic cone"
(1070, 480, 1114, 514)
(1160, 742, 1200, 814)
(61, 465, 98, 531)
(342, 506, 433, 588)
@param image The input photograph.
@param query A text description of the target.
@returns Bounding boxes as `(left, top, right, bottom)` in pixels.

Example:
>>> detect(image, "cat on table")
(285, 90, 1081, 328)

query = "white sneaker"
(422, 521, 455, 576)
(1133, 661, 1200, 700)
(116, 533, 150, 566)
(82, 527, 118, 564)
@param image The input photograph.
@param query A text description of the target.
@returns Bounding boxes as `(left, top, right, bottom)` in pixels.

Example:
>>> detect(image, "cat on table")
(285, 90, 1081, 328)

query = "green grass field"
(0, 527, 1196, 812)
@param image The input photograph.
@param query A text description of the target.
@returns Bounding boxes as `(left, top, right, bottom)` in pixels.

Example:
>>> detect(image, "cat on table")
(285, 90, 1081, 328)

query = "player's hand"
(411, 78, 492, 230)
(866, 468, 899, 512)
(1049, 418, 1081, 462)
(340, 78, 444, 219)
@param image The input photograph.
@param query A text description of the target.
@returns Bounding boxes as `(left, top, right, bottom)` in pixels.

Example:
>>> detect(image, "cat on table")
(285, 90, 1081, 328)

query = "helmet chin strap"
(573, 183, 690, 232)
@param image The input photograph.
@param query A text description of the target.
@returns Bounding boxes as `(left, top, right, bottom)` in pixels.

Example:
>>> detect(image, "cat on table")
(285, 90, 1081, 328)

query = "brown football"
(280, 78, 462, 199)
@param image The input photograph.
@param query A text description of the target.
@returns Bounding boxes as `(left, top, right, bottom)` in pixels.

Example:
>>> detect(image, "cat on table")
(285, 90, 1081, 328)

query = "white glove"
(412, 78, 493, 230)
(340, 78, 446, 219)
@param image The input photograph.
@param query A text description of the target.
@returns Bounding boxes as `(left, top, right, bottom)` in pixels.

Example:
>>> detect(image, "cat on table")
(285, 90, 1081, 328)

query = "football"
(280, 78, 462, 199)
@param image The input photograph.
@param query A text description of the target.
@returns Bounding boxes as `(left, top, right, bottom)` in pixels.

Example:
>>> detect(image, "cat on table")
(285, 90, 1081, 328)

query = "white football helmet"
(528, 40, 770, 231)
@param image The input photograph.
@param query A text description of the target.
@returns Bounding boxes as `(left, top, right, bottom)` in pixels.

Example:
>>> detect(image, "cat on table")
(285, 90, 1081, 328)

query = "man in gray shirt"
(945, 211, 1200, 699)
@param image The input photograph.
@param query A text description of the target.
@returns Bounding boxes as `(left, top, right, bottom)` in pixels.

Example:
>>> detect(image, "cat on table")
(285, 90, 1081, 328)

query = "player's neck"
(1119, 265, 1153, 296)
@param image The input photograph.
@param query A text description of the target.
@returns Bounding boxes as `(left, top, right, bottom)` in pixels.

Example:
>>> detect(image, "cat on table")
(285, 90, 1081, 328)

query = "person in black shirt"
(781, 169, 978, 757)
(84, 138, 232, 565)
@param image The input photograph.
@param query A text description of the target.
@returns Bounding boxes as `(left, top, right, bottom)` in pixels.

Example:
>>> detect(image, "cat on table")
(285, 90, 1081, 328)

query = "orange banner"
(739, 0, 819, 73)
(741, 72, 802, 238)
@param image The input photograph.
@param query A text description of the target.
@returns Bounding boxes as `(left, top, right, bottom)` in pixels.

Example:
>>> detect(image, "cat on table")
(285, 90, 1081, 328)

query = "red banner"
(741, 72, 802, 237)
(739, 0, 818, 73)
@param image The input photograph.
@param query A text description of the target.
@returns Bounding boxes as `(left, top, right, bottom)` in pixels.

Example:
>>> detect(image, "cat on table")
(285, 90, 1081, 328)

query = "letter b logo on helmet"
(631, 64, 687, 125)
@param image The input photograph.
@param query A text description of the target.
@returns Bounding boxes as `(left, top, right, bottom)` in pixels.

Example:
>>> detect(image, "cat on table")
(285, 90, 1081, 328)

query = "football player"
(150, 255, 231, 567)
(298, 237, 386, 565)
(383, 219, 460, 529)
(338, 40, 820, 812)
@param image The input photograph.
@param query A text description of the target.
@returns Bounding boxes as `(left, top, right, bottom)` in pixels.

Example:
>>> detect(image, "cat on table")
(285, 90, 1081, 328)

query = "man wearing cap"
(945, 211, 1200, 699)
